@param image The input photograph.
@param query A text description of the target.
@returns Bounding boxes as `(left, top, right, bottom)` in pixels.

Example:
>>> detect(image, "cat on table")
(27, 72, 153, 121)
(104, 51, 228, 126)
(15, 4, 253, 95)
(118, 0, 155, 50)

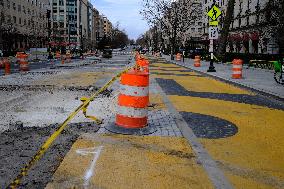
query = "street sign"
(209, 21, 219, 26)
(207, 5, 222, 21)
(208, 27, 219, 39)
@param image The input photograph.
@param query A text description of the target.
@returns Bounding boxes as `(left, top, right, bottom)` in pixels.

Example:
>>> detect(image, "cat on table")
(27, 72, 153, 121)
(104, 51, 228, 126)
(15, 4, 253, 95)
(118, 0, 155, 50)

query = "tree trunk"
(278, 0, 284, 56)
(170, 45, 174, 60)
(0, 30, 3, 51)
(216, 0, 236, 59)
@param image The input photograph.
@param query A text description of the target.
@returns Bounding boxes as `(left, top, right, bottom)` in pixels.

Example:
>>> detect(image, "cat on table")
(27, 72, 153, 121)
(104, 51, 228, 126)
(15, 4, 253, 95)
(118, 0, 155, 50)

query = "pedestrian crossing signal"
(207, 5, 222, 21)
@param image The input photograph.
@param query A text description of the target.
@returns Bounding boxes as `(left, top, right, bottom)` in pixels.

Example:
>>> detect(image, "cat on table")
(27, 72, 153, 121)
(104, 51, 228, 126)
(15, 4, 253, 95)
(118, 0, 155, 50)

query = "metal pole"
(68, 6, 70, 49)
(207, 0, 217, 72)
(47, 10, 52, 59)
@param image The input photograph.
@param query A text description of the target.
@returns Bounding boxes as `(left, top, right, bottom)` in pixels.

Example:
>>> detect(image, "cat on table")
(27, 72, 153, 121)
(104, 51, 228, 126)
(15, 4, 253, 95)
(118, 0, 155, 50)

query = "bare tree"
(140, 0, 202, 59)
(0, 2, 3, 50)
(216, 0, 236, 58)
(264, 0, 284, 56)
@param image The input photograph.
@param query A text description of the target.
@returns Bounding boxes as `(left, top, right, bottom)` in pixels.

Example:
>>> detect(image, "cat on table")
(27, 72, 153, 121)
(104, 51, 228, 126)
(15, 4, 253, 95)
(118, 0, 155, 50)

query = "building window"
(7, 0, 10, 8)
(53, 7, 57, 13)
(13, 16, 16, 23)
(18, 4, 21, 12)
(19, 17, 21, 24)
(0, 12, 4, 22)
(7, 15, 11, 23)
(13, 2, 16, 10)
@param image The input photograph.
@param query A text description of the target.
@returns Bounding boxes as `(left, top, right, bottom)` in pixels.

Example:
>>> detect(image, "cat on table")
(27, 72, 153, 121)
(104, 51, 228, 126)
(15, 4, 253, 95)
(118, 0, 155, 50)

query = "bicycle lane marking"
(45, 134, 215, 189)
(150, 60, 284, 189)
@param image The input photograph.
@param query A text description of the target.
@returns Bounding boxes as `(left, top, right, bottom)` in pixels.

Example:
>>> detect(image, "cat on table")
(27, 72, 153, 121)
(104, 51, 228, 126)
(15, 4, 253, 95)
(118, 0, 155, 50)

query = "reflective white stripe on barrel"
(233, 65, 242, 69)
(117, 106, 148, 118)
(233, 71, 242, 74)
(120, 84, 149, 97)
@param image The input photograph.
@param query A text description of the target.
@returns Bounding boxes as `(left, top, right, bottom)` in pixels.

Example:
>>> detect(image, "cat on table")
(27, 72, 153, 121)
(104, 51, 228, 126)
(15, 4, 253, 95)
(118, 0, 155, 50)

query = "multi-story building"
(0, 0, 49, 53)
(50, 0, 95, 50)
(98, 15, 105, 40)
(93, 8, 104, 46)
(228, 0, 279, 54)
(201, 0, 280, 55)
(103, 16, 112, 37)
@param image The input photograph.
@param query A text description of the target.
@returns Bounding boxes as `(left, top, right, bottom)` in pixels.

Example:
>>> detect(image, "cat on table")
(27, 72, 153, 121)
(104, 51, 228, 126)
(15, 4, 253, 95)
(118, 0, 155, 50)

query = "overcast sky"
(90, 0, 149, 40)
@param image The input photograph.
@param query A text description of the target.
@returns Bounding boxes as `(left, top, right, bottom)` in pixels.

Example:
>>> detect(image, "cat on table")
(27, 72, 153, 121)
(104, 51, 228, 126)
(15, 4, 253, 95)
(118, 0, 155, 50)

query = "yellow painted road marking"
(46, 135, 214, 189)
(151, 60, 284, 188)
(151, 62, 252, 95)
(168, 95, 284, 188)
(149, 93, 167, 110)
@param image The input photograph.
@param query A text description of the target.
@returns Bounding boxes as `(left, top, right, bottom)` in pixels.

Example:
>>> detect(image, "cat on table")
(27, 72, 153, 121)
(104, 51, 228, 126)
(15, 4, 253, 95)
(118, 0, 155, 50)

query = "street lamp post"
(79, 24, 83, 57)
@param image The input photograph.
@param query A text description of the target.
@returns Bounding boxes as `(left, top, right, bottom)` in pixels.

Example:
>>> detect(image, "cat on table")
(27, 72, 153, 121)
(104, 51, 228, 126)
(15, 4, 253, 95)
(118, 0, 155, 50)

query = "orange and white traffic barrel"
(136, 58, 149, 73)
(66, 51, 71, 63)
(106, 69, 156, 135)
(135, 52, 141, 61)
(4, 58, 11, 75)
(0, 58, 3, 69)
(18, 53, 29, 72)
(194, 55, 201, 67)
(232, 59, 243, 79)
(55, 51, 61, 60)
(61, 54, 66, 64)
(176, 53, 182, 61)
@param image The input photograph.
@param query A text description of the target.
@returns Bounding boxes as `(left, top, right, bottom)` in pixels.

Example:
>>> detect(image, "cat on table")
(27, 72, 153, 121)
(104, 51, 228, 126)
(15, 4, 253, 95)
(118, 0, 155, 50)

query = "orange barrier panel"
(176, 53, 182, 61)
(232, 59, 243, 79)
(194, 55, 201, 67)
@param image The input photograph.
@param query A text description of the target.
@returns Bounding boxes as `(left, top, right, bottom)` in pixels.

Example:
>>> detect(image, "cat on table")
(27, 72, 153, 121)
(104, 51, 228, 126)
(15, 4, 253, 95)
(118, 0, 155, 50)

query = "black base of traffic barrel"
(106, 123, 157, 136)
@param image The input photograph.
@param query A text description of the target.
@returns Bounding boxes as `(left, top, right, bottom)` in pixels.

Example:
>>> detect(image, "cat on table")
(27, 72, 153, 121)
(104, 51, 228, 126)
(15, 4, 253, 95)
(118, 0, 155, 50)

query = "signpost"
(206, 1, 222, 72)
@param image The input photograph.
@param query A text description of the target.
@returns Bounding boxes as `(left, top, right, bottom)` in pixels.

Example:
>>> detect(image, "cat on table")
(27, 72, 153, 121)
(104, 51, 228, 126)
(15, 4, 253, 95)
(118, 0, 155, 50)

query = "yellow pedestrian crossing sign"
(207, 5, 222, 21)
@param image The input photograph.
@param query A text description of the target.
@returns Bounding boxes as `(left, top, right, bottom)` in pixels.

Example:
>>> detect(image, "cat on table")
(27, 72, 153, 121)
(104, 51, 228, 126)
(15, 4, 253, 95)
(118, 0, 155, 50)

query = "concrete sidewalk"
(164, 55, 284, 100)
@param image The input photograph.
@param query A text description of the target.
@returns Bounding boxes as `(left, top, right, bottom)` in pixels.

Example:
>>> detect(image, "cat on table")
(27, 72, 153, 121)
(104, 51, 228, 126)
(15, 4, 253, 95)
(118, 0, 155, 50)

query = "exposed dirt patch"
(0, 122, 100, 189)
